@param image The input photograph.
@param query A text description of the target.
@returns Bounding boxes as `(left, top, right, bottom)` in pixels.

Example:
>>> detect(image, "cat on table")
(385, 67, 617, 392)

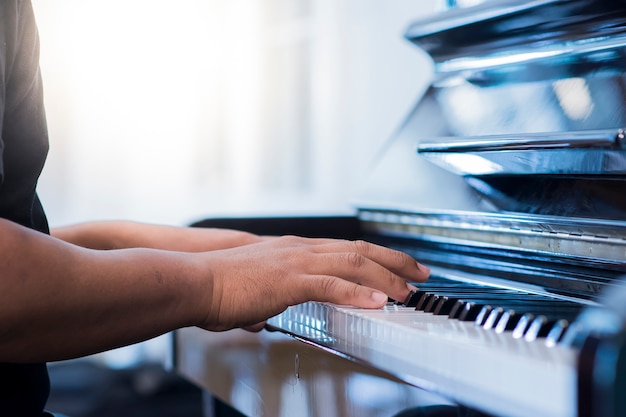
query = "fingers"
(294, 251, 416, 303)
(297, 275, 389, 309)
(337, 239, 429, 282)
(268, 237, 429, 305)
(266, 237, 429, 305)
(278, 237, 430, 283)
(198, 235, 431, 333)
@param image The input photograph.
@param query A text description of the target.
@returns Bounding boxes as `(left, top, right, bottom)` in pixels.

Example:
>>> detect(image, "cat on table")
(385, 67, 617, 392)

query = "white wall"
(32, 0, 435, 366)
(34, 0, 434, 229)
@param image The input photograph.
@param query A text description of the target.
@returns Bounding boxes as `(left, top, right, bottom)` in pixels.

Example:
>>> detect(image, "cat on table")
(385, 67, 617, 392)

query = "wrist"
(178, 252, 218, 328)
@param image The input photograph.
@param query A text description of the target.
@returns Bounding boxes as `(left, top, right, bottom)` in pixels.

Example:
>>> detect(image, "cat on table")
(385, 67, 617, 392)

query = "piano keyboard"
(266, 275, 588, 417)
(401, 276, 585, 346)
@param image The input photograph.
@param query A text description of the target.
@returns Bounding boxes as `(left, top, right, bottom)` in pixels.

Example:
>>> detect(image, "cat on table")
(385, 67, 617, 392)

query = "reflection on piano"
(174, 1, 626, 416)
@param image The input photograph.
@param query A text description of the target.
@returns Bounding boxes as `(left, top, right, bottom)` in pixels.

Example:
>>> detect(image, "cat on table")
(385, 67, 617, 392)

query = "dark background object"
(46, 361, 204, 417)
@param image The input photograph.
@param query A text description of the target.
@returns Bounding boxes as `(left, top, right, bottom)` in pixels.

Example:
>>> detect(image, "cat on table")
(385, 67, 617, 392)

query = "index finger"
(312, 239, 430, 283)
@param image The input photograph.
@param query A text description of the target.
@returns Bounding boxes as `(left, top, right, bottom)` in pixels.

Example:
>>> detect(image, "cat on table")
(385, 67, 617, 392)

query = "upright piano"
(173, 1, 626, 416)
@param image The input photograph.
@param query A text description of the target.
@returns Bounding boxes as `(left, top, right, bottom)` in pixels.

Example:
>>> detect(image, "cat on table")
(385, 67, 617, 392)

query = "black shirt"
(0, 0, 51, 415)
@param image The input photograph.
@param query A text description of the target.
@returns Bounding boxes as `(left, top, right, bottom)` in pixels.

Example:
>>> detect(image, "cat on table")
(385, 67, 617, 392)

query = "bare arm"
(51, 220, 263, 251)
(1, 219, 429, 363)
(0, 218, 210, 362)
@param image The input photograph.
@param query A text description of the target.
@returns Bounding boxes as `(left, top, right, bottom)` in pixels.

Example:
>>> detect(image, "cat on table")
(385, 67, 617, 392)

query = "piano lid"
(354, 0, 626, 225)
(406, 0, 626, 85)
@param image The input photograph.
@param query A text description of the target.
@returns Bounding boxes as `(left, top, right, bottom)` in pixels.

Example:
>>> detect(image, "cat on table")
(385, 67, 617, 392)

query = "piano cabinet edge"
(172, 327, 458, 417)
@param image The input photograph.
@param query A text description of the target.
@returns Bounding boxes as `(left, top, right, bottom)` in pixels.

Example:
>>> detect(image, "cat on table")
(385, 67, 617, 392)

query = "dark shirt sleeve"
(0, 1, 52, 416)
(0, 0, 49, 233)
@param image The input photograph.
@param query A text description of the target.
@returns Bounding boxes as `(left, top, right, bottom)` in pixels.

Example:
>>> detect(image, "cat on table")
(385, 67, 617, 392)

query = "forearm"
(4, 220, 429, 362)
(51, 220, 262, 251)
(0, 219, 205, 362)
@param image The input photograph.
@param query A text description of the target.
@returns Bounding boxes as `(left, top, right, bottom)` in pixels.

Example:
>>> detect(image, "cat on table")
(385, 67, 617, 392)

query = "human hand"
(191, 236, 429, 332)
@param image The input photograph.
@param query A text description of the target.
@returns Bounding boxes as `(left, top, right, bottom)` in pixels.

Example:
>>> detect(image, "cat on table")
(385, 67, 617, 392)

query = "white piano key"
(268, 302, 577, 417)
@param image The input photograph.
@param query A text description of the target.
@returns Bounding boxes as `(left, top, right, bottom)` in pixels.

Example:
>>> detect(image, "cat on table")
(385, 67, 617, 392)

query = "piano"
(173, 1, 626, 416)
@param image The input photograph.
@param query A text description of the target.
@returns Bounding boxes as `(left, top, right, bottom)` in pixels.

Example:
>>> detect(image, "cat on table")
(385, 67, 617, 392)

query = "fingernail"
(406, 283, 418, 291)
(371, 291, 388, 305)
(417, 262, 430, 275)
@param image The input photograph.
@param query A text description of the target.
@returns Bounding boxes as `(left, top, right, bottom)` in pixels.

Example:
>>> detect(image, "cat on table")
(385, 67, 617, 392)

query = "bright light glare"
(552, 77, 595, 121)
(33, 0, 265, 224)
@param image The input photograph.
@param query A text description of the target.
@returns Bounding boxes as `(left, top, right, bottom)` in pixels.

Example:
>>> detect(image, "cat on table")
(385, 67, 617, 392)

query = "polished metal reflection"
(358, 208, 626, 299)
(418, 130, 626, 153)
(407, 3, 626, 218)
(417, 129, 626, 176)
(356, 0, 626, 222)
(404, 0, 626, 136)
(175, 328, 449, 417)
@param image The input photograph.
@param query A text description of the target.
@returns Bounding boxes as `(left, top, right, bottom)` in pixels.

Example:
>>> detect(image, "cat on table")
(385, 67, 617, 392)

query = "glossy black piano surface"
(174, 1, 626, 416)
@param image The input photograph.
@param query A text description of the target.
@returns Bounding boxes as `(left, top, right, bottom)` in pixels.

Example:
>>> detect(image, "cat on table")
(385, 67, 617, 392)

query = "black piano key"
(415, 293, 435, 311)
(433, 297, 458, 315)
(474, 305, 494, 326)
(483, 307, 505, 330)
(495, 305, 580, 338)
(421, 295, 455, 314)
(426, 295, 459, 314)
(485, 302, 579, 317)
(492, 306, 580, 332)
(494, 309, 521, 333)
(391, 289, 422, 306)
(448, 300, 466, 319)
(409, 290, 427, 307)
(423, 295, 440, 313)
(402, 290, 421, 307)
(512, 313, 535, 339)
(458, 302, 484, 322)
(462, 298, 580, 315)
(545, 319, 570, 347)
(411, 290, 538, 306)
(415, 288, 520, 298)
(394, 277, 583, 345)
(524, 316, 554, 342)
(448, 297, 506, 319)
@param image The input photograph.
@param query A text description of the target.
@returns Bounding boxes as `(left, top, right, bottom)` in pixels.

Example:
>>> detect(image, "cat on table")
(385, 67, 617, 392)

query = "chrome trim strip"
(358, 209, 626, 264)
(416, 130, 626, 176)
